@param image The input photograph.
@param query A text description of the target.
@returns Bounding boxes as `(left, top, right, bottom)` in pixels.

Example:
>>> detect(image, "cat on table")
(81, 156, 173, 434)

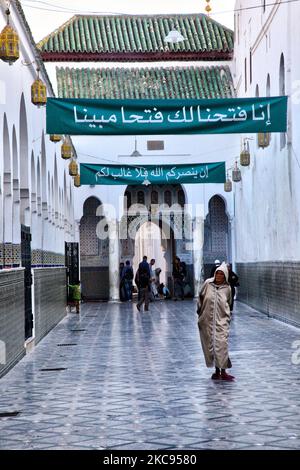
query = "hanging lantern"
(258, 132, 271, 148)
(240, 141, 250, 166)
(69, 159, 78, 177)
(232, 162, 242, 182)
(205, 0, 212, 14)
(31, 68, 47, 107)
(0, 9, 19, 65)
(224, 177, 232, 193)
(74, 174, 81, 187)
(50, 134, 62, 143)
(61, 138, 72, 160)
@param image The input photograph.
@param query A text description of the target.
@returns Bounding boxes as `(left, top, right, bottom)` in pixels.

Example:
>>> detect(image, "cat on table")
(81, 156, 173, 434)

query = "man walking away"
(136, 256, 151, 312)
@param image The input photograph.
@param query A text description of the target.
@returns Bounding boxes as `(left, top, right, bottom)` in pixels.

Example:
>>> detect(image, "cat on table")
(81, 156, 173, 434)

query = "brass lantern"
(50, 134, 62, 143)
(0, 9, 19, 65)
(31, 68, 47, 107)
(69, 159, 78, 177)
(232, 162, 242, 182)
(61, 138, 72, 160)
(205, 0, 212, 14)
(224, 176, 232, 193)
(74, 174, 81, 187)
(240, 141, 250, 166)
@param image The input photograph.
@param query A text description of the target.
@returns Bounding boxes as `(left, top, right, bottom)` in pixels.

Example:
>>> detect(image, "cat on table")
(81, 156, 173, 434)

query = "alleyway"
(0, 301, 300, 450)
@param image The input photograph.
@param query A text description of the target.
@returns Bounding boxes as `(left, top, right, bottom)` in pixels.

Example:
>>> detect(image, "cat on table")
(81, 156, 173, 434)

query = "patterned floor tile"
(0, 300, 299, 450)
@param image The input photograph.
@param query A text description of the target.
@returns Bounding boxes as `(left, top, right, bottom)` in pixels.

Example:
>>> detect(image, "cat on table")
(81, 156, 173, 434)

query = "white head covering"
(214, 259, 221, 265)
(214, 262, 229, 283)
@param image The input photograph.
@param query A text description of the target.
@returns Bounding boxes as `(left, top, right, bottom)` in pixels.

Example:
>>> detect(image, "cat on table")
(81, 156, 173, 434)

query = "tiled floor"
(0, 300, 300, 450)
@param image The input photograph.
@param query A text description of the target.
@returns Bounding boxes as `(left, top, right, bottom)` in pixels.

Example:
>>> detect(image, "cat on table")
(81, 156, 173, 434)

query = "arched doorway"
(203, 195, 230, 279)
(132, 220, 172, 287)
(79, 196, 109, 300)
(121, 184, 193, 296)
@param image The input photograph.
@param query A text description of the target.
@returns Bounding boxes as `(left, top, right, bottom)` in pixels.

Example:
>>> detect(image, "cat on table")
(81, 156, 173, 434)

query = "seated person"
(158, 283, 171, 299)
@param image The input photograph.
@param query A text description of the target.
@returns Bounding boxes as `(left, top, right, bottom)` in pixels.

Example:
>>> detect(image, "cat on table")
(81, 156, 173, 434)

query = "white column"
(231, 184, 237, 271)
(108, 218, 120, 302)
(193, 215, 204, 298)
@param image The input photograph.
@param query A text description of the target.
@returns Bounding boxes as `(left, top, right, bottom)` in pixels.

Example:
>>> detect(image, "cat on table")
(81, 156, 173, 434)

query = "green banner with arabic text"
(47, 96, 287, 135)
(80, 162, 226, 186)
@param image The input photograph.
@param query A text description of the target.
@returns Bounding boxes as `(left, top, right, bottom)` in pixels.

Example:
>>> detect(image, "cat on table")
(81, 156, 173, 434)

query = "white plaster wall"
(233, 0, 300, 262)
(0, 1, 75, 254)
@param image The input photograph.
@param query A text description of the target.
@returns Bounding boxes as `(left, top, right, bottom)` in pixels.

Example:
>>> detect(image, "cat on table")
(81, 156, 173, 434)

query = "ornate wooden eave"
(41, 50, 233, 62)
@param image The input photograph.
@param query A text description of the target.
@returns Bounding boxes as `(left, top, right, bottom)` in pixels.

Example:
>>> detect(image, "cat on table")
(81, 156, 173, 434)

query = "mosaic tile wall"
(236, 262, 300, 327)
(0, 269, 25, 378)
(0, 244, 21, 268)
(0, 247, 64, 269)
(31, 250, 65, 267)
(33, 268, 67, 344)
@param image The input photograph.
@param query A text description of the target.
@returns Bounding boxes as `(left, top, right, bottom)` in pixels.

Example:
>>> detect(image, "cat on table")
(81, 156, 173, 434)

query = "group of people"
(120, 255, 191, 308)
(197, 260, 239, 382)
(120, 258, 158, 303)
(120, 257, 172, 307)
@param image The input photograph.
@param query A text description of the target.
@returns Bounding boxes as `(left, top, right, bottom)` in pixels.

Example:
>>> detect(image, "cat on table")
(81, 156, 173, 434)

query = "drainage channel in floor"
(0, 411, 21, 418)
(57, 344, 78, 347)
(39, 368, 67, 372)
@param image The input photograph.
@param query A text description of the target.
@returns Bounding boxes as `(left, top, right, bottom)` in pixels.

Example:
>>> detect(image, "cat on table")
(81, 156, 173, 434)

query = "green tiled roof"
(38, 14, 233, 61)
(56, 66, 234, 99)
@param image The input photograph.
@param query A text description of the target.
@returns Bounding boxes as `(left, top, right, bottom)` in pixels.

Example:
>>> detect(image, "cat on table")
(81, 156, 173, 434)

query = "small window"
(178, 190, 185, 208)
(151, 190, 158, 204)
(147, 140, 164, 151)
(164, 190, 172, 206)
(137, 191, 145, 205)
(125, 191, 131, 209)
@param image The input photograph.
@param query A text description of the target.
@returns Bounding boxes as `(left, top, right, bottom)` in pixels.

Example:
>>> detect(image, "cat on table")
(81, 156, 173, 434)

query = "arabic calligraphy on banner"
(80, 162, 226, 186)
(46, 96, 288, 135)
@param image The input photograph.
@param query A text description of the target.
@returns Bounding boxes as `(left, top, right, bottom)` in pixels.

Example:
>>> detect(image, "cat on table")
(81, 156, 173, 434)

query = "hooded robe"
(197, 263, 232, 369)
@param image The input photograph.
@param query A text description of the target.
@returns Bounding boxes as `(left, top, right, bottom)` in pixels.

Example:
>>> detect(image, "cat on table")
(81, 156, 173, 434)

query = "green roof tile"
(56, 66, 234, 100)
(38, 13, 233, 61)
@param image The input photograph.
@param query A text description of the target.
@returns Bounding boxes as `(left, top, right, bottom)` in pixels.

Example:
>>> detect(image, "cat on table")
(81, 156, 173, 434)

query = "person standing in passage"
(172, 256, 186, 300)
(121, 260, 134, 301)
(227, 263, 239, 313)
(68, 281, 81, 313)
(197, 263, 234, 381)
(149, 259, 158, 300)
(136, 256, 151, 312)
(119, 262, 126, 301)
